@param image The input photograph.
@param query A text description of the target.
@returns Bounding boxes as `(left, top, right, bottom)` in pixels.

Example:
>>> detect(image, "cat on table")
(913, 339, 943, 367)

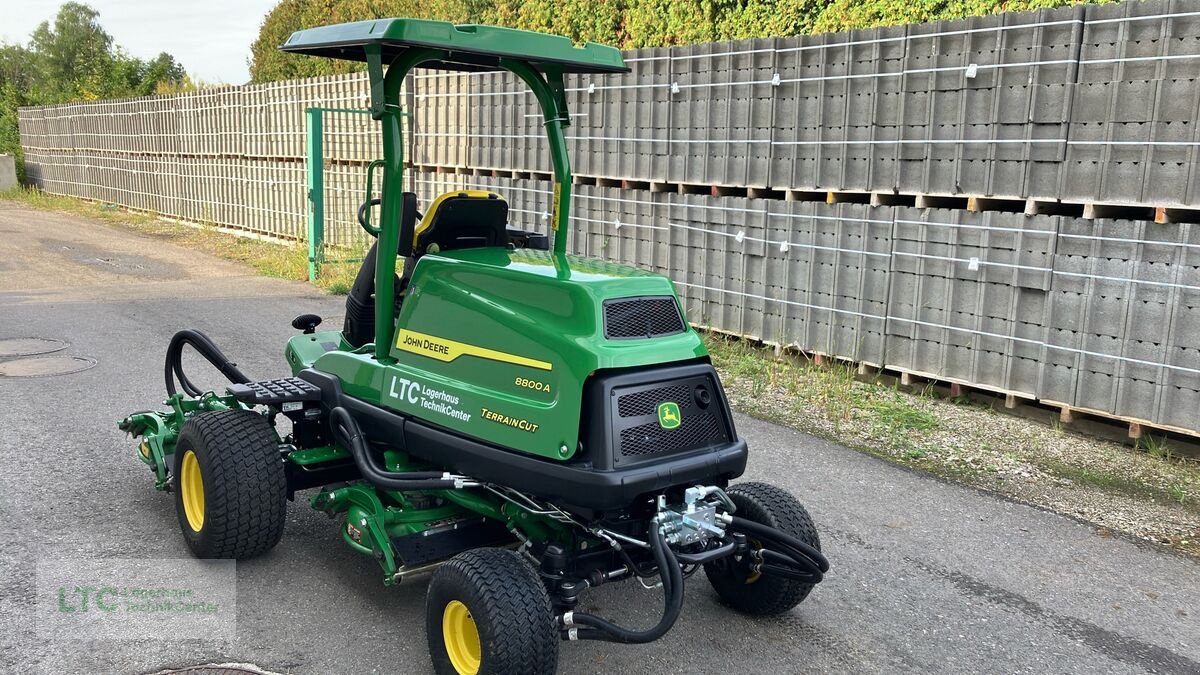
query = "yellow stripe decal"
(395, 329, 553, 371)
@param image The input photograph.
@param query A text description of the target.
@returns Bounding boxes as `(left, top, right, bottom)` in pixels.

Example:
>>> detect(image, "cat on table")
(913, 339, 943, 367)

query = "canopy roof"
(280, 19, 629, 74)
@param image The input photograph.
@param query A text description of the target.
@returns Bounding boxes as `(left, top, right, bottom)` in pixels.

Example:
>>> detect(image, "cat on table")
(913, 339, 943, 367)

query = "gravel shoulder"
(706, 334, 1200, 557)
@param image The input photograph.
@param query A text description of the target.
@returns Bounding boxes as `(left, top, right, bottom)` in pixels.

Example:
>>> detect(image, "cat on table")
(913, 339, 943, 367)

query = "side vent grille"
(620, 413, 725, 458)
(610, 375, 731, 464)
(603, 296, 686, 340)
(617, 384, 691, 418)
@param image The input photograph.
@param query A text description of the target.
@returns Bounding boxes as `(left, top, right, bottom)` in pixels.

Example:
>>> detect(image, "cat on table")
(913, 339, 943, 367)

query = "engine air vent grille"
(619, 412, 726, 458)
(603, 296, 686, 340)
(617, 384, 691, 418)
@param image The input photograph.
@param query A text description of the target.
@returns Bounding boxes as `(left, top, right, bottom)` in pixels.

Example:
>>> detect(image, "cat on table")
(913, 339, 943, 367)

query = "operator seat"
(411, 190, 509, 256)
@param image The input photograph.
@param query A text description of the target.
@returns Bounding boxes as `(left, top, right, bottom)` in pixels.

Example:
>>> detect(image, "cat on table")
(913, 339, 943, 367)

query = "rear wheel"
(426, 548, 558, 675)
(173, 409, 287, 559)
(704, 481, 821, 615)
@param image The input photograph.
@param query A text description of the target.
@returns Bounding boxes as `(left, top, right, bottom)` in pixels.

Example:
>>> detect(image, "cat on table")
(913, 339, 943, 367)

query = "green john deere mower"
(120, 19, 828, 674)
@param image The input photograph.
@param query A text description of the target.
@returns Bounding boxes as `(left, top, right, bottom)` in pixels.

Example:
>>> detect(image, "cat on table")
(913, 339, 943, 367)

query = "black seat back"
(413, 191, 509, 255)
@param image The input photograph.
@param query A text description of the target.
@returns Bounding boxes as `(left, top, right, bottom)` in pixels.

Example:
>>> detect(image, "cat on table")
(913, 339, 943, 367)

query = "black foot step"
(392, 517, 515, 567)
(227, 377, 323, 406)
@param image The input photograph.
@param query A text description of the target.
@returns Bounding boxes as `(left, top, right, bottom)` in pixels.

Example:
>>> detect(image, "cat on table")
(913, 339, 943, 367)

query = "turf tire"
(426, 548, 558, 675)
(704, 481, 821, 615)
(173, 409, 287, 559)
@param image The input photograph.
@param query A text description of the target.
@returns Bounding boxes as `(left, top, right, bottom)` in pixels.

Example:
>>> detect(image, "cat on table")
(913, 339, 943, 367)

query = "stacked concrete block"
(1065, 0, 1200, 205)
(1041, 217, 1156, 416)
(769, 35, 819, 190)
(1046, 217, 1200, 425)
(321, 109, 377, 165)
(663, 193, 761, 337)
(674, 38, 780, 189)
(662, 191, 727, 329)
(901, 6, 1082, 199)
(669, 43, 717, 186)
(1158, 222, 1200, 428)
(887, 207, 1054, 394)
(811, 31, 857, 191)
(815, 26, 908, 192)
(788, 201, 893, 361)
(568, 70, 603, 179)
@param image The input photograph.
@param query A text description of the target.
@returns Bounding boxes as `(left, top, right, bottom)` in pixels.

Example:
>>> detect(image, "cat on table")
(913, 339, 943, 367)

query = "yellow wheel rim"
(442, 600, 481, 674)
(180, 450, 205, 532)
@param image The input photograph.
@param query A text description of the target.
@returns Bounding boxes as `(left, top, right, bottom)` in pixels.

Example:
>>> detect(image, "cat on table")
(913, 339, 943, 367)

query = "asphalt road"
(2, 201, 1199, 675)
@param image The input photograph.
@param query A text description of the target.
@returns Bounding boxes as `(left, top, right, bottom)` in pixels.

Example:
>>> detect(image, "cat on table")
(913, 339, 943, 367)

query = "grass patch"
(704, 332, 1200, 554)
(869, 396, 938, 432)
(0, 186, 363, 295)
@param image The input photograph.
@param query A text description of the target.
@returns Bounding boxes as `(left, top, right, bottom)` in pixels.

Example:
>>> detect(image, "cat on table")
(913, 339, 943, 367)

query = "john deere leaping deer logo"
(657, 401, 682, 429)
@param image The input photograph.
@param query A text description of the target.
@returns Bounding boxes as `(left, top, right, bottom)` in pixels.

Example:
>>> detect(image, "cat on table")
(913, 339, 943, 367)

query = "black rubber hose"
(164, 329, 251, 398)
(760, 563, 821, 582)
(571, 522, 685, 644)
(729, 516, 830, 573)
(762, 548, 818, 571)
(329, 407, 457, 490)
(673, 540, 736, 565)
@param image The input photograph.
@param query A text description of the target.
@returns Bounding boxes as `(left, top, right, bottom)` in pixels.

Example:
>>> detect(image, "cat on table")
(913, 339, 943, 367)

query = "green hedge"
(250, 0, 1107, 82)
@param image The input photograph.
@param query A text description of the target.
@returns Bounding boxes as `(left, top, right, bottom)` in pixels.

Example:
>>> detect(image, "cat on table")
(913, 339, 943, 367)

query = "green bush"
(250, 0, 1110, 82)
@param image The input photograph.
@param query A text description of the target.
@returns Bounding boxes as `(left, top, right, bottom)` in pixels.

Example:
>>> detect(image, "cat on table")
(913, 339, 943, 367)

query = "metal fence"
(17, 0, 1200, 436)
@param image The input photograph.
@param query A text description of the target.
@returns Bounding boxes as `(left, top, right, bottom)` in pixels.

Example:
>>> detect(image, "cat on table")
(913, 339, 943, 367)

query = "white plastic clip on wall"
(735, 230, 746, 243)
(771, 73, 781, 87)
(670, 82, 680, 94)
(965, 63, 979, 79)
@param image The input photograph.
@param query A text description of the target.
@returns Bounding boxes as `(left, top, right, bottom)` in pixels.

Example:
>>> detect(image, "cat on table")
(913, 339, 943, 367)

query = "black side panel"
(579, 361, 738, 471)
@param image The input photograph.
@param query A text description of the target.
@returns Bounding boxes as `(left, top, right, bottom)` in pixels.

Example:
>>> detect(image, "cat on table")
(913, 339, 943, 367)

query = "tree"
(0, 3, 189, 183)
(28, 2, 115, 100)
(249, 0, 492, 82)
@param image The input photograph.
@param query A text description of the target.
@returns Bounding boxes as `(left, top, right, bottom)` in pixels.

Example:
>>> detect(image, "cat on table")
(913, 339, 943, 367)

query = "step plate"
(227, 377, 323, 406)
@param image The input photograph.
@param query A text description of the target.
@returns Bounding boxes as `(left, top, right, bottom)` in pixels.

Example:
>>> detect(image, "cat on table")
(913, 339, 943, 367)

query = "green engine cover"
(304, 249, 708, 461)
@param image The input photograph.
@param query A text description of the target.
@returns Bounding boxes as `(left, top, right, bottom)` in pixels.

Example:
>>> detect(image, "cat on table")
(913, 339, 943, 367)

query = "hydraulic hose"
(730, 516, 829, 572)
(728, 515, 830, 580)
(329, 407, 459, 491)
(164, 329, 251, 398)
(570, 521, 685, 644)
(760, 563, 821, 582)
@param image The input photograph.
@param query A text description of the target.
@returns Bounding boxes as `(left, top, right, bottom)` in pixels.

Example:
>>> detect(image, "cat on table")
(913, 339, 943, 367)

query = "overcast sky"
(2, 0, 281, 84)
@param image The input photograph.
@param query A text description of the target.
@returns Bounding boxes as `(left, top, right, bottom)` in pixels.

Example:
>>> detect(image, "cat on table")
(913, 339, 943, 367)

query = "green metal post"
(502, 61, 573, 255)
(305, 107, 324, 282)
(368, 46, 446, 362)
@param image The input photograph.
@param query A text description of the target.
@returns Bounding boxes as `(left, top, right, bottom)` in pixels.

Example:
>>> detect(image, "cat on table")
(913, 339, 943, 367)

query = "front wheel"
(426, 548, 559, 675)
(173, 409, 287, 559)
(704, 481, 821, 615)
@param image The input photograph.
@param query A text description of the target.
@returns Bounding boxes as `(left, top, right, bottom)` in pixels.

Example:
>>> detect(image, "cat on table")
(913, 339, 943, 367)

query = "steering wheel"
(357, 198, 383, 238)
